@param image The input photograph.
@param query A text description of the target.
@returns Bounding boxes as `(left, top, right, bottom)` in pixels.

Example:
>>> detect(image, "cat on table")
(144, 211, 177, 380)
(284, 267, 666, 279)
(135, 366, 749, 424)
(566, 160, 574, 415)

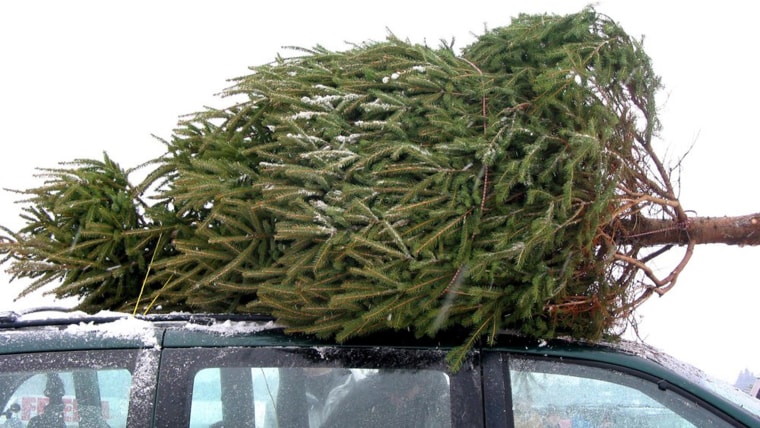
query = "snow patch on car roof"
(180, 318, 280, 335)
(63, 316, 160, 348)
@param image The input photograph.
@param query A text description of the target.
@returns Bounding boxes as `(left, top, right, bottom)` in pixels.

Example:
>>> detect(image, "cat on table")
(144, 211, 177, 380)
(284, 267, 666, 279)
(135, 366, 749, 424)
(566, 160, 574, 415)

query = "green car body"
(1, 310, 758, 427)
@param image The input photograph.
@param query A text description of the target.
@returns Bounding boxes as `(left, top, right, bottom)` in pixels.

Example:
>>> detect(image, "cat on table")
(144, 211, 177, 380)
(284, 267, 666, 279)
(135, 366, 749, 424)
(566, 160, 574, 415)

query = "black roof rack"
(0, 307, 124, 328)
(0, 308, 277, 329)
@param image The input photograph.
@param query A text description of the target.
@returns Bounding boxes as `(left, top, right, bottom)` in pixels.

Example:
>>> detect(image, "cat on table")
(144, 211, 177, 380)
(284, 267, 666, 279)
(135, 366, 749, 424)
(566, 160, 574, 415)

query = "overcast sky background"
(1, 1, 758, 384)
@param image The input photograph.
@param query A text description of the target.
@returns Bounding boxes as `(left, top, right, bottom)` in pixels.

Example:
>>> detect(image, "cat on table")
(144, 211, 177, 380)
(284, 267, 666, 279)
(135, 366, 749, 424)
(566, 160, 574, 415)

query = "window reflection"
(509, 358, 731, 428)
(1, 369, 131, 428)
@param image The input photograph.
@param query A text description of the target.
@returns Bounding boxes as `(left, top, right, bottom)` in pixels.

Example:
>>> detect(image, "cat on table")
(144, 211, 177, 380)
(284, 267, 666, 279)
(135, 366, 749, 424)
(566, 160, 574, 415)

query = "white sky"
(1, 1, 758, 384)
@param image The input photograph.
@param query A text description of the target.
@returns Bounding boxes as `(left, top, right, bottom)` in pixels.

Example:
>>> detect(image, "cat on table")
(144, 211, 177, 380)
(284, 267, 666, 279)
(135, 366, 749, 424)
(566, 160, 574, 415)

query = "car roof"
(0, 307, 736, 389)
(0, 307, 733, 364)
(2, 306, 759, 424)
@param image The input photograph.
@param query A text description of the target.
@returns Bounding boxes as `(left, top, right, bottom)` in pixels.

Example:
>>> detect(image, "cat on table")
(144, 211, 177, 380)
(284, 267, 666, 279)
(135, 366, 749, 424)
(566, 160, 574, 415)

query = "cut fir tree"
(2, 8, 759, 369)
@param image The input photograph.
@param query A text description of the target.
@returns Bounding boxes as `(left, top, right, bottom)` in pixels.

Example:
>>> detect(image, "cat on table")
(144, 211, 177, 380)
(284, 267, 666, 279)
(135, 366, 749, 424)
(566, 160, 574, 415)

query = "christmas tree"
(5, 8, 756, 368)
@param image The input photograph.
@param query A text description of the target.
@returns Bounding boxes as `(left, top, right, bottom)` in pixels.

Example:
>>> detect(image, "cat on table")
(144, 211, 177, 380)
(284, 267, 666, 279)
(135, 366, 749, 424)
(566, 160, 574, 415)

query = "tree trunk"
(620, 213, 760, 246)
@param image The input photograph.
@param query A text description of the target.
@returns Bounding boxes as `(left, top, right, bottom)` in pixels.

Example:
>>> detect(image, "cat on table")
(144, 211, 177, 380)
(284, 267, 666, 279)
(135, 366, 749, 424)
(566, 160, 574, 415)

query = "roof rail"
(137, 313, 276, 325)
(0, 307, 127, 328)
(0, 309, 277, 329)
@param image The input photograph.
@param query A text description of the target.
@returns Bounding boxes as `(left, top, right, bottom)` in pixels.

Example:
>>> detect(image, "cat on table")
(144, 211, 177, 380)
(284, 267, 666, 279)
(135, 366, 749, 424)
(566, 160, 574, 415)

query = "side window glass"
(1, 369, 131, 428)
(509, 358, 732, 427)
(189, 367, 452, 428)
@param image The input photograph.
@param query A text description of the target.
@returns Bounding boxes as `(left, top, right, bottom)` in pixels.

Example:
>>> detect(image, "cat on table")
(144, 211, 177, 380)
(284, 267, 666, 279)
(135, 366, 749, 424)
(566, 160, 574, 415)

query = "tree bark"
(619, 213, 760, 246)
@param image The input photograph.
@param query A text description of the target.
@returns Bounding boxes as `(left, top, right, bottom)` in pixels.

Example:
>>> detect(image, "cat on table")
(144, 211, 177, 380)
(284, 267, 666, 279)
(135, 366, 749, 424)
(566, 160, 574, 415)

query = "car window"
(508, 357, 733, 427)
(0, 349, 157, 428)
(1, 369, 130, 427)
(155, 346, 482, 427)
(189, 366, 451, 428)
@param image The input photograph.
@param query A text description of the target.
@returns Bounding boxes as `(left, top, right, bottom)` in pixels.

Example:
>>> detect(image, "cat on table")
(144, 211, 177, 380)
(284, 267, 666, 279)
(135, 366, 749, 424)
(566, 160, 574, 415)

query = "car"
(1, 308, 758, 428)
